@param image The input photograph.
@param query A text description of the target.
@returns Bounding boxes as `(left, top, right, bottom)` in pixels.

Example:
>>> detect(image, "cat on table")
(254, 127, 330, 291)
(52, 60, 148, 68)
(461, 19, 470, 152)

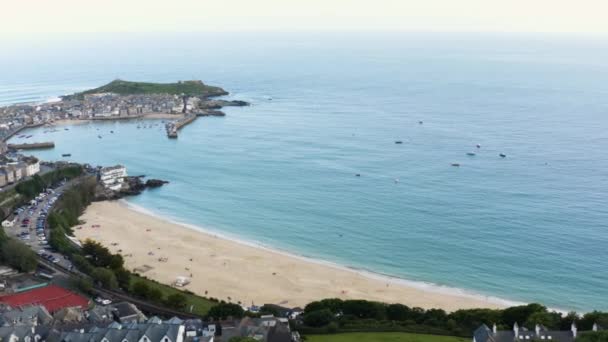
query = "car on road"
(95, 297, 112, 305)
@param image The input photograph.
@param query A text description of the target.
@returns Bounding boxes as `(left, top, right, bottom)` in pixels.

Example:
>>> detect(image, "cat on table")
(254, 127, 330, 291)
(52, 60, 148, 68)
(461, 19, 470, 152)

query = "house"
(0, 325, 51, 342)
(0, 169, 7, 187)
(0, 305, 53, 327)
(110, 302, 147, 323)
(3, 165, 15, 183)
(99, 165, 127, 191)
(2, 214, 16, 228)
(23, 157, 41, 176)
(473, 322, 602, 342)
(52, 319, 186, 342)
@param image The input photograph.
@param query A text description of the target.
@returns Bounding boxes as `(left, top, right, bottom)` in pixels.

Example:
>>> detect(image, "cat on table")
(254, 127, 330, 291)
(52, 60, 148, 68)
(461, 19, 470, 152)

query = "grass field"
(129, 274, 217, 316)
(306, 332, 470, 342)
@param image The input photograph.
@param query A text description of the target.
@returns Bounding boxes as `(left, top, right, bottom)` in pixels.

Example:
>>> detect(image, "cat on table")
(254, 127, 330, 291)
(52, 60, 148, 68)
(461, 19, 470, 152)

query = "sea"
(1, 32, 607, 312)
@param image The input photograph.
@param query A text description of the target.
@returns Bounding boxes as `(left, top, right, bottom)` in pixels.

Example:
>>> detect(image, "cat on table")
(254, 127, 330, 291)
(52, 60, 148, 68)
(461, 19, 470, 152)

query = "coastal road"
(4, 178, 79, 270)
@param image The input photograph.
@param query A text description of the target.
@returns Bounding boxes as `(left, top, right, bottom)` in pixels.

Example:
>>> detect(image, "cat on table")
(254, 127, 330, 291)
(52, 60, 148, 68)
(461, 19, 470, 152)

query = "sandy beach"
(76, 201, 511, 311)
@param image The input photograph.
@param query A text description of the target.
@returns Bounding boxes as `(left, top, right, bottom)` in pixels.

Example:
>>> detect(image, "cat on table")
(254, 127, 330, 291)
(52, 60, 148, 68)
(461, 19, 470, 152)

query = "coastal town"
(0, 80, 248, 142)
(0, 82, 607, 342)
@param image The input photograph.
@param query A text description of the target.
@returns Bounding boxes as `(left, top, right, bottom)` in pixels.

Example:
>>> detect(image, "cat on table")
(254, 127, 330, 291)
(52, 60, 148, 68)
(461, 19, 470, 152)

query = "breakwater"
(165, 113, 197, 138)
(8, 141, 55, 150)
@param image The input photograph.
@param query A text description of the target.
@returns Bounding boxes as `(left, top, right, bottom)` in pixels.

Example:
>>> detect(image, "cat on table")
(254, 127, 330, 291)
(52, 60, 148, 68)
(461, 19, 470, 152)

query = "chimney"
(571, 322, 577, 338)
(593, 323, 598, 332)
(535, 324, 541, 336)
(514, 322, 519, 336)
(493, 324, 498, 334)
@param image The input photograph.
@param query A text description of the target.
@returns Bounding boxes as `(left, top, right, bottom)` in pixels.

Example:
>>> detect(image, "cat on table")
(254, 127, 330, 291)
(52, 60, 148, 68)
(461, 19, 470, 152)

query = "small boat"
(98, 135, 102, 139)
(499, 153, 506, 158)
(451, 163, 460, 167)
(395, 141, 403, 144)
(62, 153, 71, 157)
(418, 120, 423, 124)
(476, 144, 481, 148)
(355, 174, 361, 177)
(394, 178, 400, 183)
(110, 130, 114, 133)
(64, 128, 69, 131)
(466, 152, 476, 156)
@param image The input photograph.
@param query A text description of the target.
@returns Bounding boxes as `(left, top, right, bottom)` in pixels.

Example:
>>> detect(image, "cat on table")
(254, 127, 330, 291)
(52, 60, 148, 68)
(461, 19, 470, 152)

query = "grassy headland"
(63, 79, 228, 100)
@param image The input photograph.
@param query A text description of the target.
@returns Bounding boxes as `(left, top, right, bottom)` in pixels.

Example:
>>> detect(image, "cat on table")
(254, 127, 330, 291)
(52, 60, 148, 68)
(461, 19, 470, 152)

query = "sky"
(1, 0, 608, 35)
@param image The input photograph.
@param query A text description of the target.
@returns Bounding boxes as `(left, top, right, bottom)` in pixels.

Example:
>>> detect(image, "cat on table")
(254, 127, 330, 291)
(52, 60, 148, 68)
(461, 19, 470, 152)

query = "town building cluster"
(0, 92, 198, 141)
(474, 323, 603, 342)
(0, 141, 41, 187)
(0, 284, 298, 342)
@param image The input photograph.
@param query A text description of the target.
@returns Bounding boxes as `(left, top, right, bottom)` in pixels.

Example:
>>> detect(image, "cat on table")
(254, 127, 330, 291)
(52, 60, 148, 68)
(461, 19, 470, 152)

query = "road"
(3, 178, 79, 270)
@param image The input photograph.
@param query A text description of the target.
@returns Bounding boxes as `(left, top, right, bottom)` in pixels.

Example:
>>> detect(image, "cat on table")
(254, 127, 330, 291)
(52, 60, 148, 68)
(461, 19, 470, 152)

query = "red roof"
(0, 285, 89, 313)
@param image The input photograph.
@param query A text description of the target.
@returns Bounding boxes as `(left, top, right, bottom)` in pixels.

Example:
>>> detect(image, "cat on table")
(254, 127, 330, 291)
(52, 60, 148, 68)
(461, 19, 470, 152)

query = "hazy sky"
(2, 0, 608, 35)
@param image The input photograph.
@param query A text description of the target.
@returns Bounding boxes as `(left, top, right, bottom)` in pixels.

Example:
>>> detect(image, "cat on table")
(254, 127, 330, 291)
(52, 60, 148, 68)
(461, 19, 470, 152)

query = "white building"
(99, 165, 127, 191)
(24, 157, 40, 176)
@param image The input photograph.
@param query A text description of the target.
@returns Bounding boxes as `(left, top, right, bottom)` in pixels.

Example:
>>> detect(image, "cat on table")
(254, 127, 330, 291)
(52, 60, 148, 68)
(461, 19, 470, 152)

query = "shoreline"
(76, 200, 522, 311)
(51, 113, 184, 126)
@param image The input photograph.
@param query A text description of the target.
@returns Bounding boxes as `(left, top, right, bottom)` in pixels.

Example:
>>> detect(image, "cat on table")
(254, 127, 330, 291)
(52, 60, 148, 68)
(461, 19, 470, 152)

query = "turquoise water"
(2, 33, 608, 311)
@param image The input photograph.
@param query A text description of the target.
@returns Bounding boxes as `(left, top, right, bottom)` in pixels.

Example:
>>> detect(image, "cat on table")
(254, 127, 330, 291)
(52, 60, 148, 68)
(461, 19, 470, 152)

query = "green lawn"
(129, 274, 217, 316)
(306, 332, 470, 342)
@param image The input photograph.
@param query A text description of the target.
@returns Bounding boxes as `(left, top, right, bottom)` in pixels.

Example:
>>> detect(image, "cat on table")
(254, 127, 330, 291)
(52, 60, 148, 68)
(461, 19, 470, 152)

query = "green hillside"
(63, 79, 228, 100)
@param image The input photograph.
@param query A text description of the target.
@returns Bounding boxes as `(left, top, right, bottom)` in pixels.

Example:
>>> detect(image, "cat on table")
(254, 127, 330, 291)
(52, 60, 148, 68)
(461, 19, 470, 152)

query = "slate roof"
(52, 321, 183, 342)
(474, 324, 584, 342)
(0, 305, 53, 326)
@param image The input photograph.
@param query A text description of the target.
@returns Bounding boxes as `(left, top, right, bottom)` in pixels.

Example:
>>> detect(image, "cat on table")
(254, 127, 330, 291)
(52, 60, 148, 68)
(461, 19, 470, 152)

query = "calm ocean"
(2, 32, 607, 311)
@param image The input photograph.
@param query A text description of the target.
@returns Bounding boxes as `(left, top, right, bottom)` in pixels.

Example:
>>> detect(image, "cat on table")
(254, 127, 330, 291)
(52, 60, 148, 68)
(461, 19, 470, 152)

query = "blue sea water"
(1, 32, 608, 311)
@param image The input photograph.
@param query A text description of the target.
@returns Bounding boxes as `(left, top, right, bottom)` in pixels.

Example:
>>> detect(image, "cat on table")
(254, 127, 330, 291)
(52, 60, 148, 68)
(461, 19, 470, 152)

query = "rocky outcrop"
(199, 99, 249, 109)
(94, 176, 169, 201)
(145, 179, 169, 188)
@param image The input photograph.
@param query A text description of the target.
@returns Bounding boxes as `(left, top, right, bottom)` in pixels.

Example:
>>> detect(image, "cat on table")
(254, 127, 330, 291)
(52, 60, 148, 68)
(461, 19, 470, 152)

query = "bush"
(304, 309, 334, 327)
(0, 239, 38, 272)
(208, 303, 245, 320)
(91, 267, 118, 290)
(165, 293, 188, 310)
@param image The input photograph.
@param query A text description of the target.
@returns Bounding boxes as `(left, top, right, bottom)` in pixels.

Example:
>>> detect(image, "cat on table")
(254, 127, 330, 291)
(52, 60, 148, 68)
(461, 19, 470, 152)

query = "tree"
(147, 288, 163, 302)
(303, 309, 334, 327)
(132, 281, 151, 298)
(0, 239, 38, 272)
(114, 267, 131, 289)
(525, 311, 561, 330)
(502, 303, 547, 327)
(305, 298, 344, 315)
(72, 277, 93, 294)
(72, 254, 94, 274)
(342, 300, 386, 320)
(208, 303, 245, 320)
(387, 303, 412, 321)
(91, 267, 118, 289)
(165, 293, 188, 310)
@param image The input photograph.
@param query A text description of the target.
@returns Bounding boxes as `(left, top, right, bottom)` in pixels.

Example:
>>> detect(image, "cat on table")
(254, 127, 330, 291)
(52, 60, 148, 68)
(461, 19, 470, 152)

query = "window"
(548, 337, 552, 340)
(541, 336, 546, 340)
(526, 336, 530, 340)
